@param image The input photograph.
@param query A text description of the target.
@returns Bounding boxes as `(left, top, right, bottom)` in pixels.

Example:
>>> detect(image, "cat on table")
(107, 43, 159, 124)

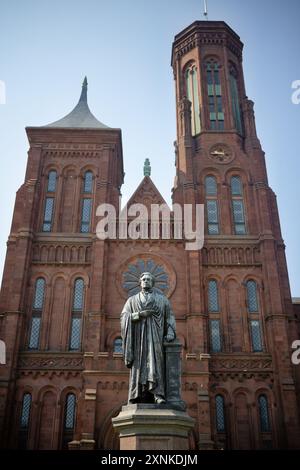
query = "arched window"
(205, 176, 219, 234)
(42, 198, 54, 232)
(205, 176, 217, 195)
(47, 170, 57, 192)
(215, 395, 226, 432)
(19, 393, 32, 448)
(206, 59, 224, 130)
(185, 64, 201, 135)
(231, 176, 246, 234)
(114, 337, 123, 353)
(247, 280, 259, 313)
(258, 395, 271, 432)
(42, 171, 57, 232)
(69, 279, 84, 350)
(83, 171, 93, 193)
(245, 279, 263, 352)
(80, 171, 93, 233)
(231, 175, 242, 195)
(28, 278, 45, 349)
(229, 64, 243, 135)
(208, 280, 222, 352)
(62, 393, 76, 449)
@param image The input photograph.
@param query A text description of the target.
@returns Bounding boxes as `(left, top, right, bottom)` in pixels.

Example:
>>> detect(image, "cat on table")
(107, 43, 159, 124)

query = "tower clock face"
(209, 144, 234, 164)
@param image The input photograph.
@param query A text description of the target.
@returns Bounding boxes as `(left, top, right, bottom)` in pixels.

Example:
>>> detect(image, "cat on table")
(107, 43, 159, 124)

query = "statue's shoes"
(154, 395, 166, 404)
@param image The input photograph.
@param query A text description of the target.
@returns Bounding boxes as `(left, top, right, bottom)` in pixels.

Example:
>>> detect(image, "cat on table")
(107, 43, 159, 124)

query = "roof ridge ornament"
(144, 158, 151, 177)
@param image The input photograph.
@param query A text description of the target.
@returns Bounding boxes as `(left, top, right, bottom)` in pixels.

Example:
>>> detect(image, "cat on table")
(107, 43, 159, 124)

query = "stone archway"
(96, 404, 124, 450)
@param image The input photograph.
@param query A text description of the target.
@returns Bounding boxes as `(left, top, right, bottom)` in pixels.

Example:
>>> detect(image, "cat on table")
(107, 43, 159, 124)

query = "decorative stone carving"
(210, 356, 272, 371)
(18, 353, 84, 370)
(116, 254, 176, 299)
(209, 143, 234, 164)
(210, 355, 273, 381)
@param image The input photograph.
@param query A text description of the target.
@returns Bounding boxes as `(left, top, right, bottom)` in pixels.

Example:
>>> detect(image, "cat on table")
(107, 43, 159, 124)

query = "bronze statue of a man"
(121, 272, 176, 404)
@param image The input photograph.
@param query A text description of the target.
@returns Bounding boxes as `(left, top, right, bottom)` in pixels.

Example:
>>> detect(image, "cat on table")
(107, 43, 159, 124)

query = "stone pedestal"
(112, 404, 195, 450)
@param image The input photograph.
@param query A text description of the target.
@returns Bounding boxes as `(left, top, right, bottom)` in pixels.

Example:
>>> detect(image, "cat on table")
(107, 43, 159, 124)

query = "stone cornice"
(34, 233, 92, 242)
(171, 21, 243, 67)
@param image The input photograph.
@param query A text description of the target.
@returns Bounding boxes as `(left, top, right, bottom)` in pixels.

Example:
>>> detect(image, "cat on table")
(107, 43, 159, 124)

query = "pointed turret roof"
(45, 77, 109, 129)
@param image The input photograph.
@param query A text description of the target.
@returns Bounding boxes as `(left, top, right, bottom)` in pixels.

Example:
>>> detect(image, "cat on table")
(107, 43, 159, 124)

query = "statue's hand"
(139, 309, 153, 318)
(164, 331, 175, 342)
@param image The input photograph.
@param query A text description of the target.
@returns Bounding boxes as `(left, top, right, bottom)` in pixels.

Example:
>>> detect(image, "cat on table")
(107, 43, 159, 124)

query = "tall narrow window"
(80, 199, 92, 233)
(42, 170, 57, 231)
(42, 198, 54, 232)
(19, 393, 32, 449)
(215, 395, 226, 432)
(229, 65, 243, 135)
(210, 319, 222, 352)
(208, 280, 222, 352)
(247, 280, 259, 313)
(231, 176, 246, 234)
(47, 170, 57, 192)
(208, 280, 219, 312)
(69, 278, 84, 351)
(84, 171, 93, 193)
(258, 395, 271, 432)
(28, 278, 45, 349)
(246, 279, 263, 352)
(206, 60, 224, 130)
(251, 320, 263, 352)
(80, 171, 93, 233)
(114, 337, 123, 353)
(205, 176, 219, 234)
(62, 393, 76, 449)
(185, 65, 201, 135)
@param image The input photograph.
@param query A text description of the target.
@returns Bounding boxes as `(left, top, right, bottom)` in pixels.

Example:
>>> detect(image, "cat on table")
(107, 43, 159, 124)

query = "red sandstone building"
(0, 20, 300, 450)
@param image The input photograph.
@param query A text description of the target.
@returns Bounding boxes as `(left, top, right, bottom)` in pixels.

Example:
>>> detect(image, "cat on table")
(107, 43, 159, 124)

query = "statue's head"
(139, 272, 155, 290)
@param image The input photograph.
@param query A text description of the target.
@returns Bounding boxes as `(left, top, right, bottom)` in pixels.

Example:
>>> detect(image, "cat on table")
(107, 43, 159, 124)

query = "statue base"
(112, 404, 195, 450)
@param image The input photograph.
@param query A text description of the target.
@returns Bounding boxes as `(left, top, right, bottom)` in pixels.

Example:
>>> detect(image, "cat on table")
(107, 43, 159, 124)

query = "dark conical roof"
(45, 77, 109, 129)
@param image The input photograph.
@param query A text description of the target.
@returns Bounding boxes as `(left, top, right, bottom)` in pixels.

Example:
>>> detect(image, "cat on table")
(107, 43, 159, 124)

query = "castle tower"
(171, 20, 300, 449)
(0, 78, 124, 449)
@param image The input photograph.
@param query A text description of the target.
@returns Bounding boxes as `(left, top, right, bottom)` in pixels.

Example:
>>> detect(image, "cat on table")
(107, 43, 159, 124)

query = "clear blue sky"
(0, 0, 299, 296)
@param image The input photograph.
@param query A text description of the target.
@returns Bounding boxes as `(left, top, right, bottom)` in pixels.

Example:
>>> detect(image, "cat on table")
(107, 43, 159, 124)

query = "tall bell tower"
(171, 21, 300, 448)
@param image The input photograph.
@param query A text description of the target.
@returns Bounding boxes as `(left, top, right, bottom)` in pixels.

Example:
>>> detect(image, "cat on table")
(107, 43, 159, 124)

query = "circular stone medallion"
(116, 254, 176, 299)
(209, 144, 234, 164)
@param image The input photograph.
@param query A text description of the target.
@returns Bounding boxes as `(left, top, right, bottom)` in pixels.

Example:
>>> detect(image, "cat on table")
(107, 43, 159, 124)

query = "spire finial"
(143, 158, 151, 177)
(79, 76, 88, 103)
(203, 0, 208, 20)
